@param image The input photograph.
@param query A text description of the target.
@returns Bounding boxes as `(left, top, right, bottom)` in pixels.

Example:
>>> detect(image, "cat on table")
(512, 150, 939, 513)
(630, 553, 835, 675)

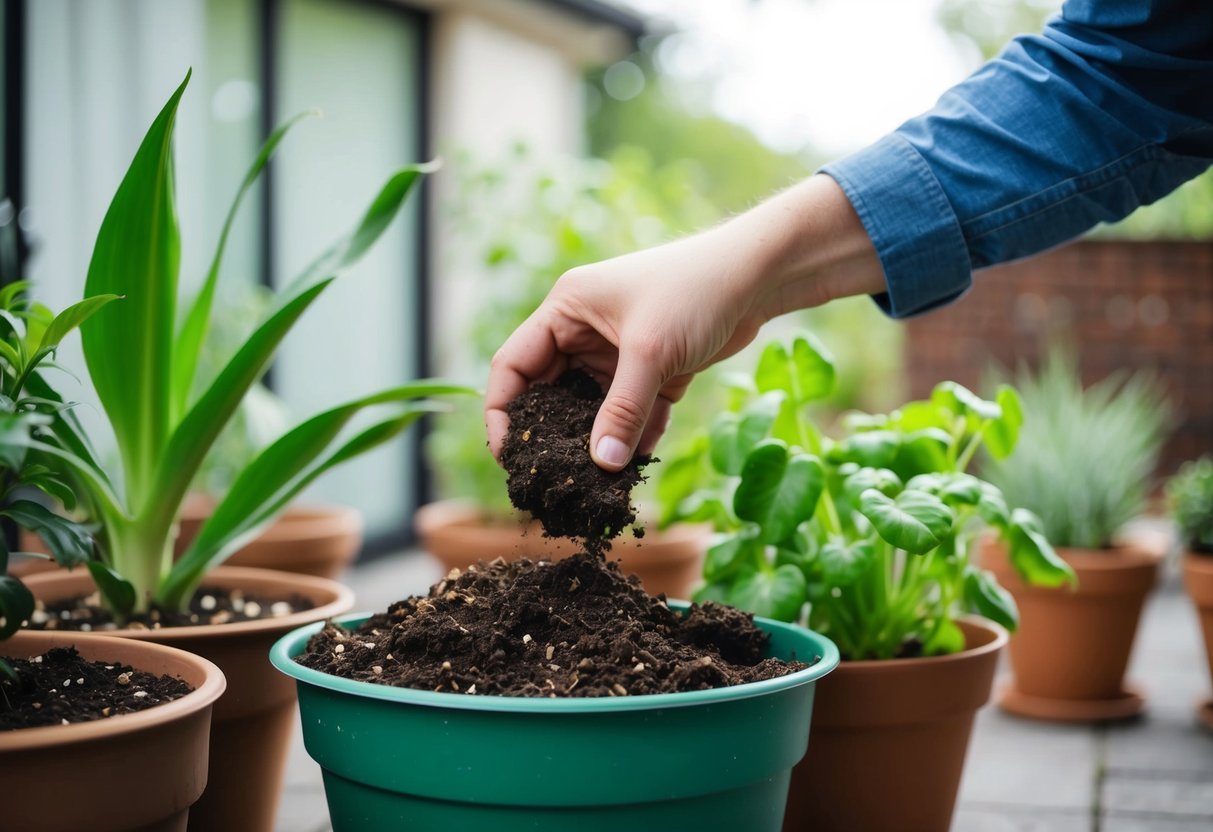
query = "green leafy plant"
(21, 72, 473, 618)
(984, 347, 1170, 549)
(665, 334, 1074, 659)
(0, 282, 109, 678)
(1168, 457, 1213, 554)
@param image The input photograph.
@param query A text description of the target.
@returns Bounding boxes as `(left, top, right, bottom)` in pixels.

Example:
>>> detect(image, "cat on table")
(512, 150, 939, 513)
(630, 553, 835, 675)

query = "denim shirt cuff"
(821, 134, 973, 318)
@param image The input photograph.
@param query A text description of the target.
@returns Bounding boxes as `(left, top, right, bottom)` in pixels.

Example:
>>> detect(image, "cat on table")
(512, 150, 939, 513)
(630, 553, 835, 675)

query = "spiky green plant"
(985, 347, 1170, 549)
(1168, 457, 1213, 554)
(20, 72, 473, 617)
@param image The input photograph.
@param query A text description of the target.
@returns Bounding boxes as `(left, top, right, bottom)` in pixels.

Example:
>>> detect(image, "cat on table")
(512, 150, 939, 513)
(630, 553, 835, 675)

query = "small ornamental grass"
(984, 347, 1170, 550)
(661, 334, 1074, 661)
(1168, 457, 1213, 555)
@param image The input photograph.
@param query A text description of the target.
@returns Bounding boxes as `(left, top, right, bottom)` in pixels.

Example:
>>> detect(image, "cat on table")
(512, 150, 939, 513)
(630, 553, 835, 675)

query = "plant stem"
(955, 422, 988, 473)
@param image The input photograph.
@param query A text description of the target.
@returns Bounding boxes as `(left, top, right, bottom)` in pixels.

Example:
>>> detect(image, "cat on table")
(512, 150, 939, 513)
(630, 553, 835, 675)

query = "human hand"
(485, 174, 885, 471)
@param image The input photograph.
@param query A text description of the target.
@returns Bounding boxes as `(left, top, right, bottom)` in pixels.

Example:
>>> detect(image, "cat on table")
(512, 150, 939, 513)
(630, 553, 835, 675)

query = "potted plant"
(0, 285, 227, 832)
(1169, 456, 1213, 729)
(981, 347, 1171, 721)
(418, 150, 713, 597)
(19, 72, 472, 831)
(665, 334, 1073, 831)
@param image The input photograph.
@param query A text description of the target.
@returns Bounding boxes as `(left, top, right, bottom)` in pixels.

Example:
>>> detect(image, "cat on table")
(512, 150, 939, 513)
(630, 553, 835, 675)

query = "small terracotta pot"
(414, 500, 709, 599)
(175, 495, 363, 580)
(0, 630, 225, 832)
(982, 535, 1162, 721)
(783, 618, 1006, 832)
(23, 566, 354, 832)
(1182, 552, 1213, 730)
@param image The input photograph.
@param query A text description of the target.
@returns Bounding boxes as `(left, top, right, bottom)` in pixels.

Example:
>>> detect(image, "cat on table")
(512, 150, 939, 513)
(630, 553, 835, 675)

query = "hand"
(485, 174, 885, 471)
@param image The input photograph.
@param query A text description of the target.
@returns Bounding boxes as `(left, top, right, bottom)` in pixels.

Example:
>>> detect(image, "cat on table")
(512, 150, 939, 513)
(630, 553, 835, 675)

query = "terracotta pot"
(414, 499, 709, 599)
(982, 535, 1162, 721)
(0, 629, 225, 832)
(23, 566, 355, 832)
(1182, 552, 1213, 730)
(175, 495, 363, 580)
(783, 618, 1006, 832)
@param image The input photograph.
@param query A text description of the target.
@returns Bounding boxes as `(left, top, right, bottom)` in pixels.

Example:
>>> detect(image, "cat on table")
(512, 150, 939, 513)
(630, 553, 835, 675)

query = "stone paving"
(273, 549, 1213, 832)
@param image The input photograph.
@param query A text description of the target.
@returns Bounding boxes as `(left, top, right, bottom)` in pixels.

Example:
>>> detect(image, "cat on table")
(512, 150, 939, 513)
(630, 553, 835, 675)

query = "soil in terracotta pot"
(298, 551, 811, 697)
(0, 646, 192, 730)
(502, 370, 652, 555)
(27, 587, 314, 632)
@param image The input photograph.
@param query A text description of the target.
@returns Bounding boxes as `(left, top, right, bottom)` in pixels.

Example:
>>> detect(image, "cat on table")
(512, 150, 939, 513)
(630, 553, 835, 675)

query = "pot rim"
(22, 565, 355, 642)
(0, 631, 225, 750)
(271, 602, 839, 714)
(833, 616, 1009, 671)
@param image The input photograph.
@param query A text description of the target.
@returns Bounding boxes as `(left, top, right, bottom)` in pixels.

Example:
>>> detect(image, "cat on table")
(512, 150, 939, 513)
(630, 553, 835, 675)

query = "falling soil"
(298, 552, 812, 697)
(502, 370, 652, 555)
(27, 587, 313, 632)
(0, 646, 192, 731)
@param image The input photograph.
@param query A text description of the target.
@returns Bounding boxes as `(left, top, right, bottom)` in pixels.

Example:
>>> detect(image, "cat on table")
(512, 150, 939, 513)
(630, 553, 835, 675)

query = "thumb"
(591, 349, 665, 472)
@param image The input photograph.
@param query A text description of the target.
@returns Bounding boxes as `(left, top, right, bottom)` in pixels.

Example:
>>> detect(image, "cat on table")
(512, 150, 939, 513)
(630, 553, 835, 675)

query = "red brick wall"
(905, 240, 1213, 479)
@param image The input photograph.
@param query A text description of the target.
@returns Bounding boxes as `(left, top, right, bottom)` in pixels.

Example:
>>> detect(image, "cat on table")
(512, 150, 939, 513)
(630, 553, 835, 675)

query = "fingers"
(590, 345, 666, 472)
(485, 315, 563, 460)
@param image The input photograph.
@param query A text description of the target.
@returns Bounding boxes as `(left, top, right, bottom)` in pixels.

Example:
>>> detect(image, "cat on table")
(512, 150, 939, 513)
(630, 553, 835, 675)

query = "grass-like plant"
(663, 334, 1074, 659)
(1168, 457, 1213, 554)
(0, 283, 110, 677)
(21, 72, 472, 617)
(984, 347, 1170, 550)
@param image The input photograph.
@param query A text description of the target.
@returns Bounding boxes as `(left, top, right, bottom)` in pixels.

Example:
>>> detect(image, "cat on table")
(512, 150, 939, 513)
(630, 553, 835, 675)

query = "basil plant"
(0, 283, 107, 677)
(662, 335, 1075, 660)
(18, 71, 472, 618)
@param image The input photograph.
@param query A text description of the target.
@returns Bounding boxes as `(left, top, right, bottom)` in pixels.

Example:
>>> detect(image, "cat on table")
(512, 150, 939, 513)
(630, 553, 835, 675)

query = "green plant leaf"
(964, 567, 1019, 630)
(755, 335, 835, 405)
(1007, 508, 1075, 588)
(932, 381, 1001, 422)
(172, 111, 315, 422)
(828, 430, 900, 468)
(733, 440, 824, 545)
(703, 529, 762, 581)
(34, 294, 122, 364)
(655, 436, 709, 527)
(818, 538, 876, 586)
(673, 492, 733, 528)
(984, 384, 1025, 460)
(708, 392, 782, 475)
(161, 385, 472, 606)
(726, 564, 807, 622)
(0, 573, 34, 639)
(923, 617, 966, 655)
(843, 467, 903, 501)
(81, 71, 189, 508)
(857, 488, 954, 554)
(87, 561, 136, 617)
(0, 500, 92, 568)
(692, 581, 731, 605)
(977, 482, 1011, 529)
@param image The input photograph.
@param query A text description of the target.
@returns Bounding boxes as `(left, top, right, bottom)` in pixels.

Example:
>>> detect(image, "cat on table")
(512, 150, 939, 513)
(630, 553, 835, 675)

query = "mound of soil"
(298, 551, 811, 697)
(502, 370, 651, 554)
(0, 647, 192, 731)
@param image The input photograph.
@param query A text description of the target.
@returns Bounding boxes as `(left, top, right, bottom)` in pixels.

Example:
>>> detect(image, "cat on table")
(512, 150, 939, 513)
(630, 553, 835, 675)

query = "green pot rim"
(271, 602, 839, 714)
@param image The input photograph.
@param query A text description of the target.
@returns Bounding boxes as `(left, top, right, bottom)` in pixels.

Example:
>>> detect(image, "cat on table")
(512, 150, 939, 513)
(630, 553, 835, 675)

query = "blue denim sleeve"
(821, 0, 1213, 318)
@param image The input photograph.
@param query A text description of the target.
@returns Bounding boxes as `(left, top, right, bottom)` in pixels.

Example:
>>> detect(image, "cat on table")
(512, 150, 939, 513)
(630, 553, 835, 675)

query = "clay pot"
(982, 535, 1162, 721)
(1182, 552, 1213, 730)
(23, 566, 354, 832)
(175, 495, 363, 580)
(414, 499, 709, 599)
(783, 618, 1006, 832)
(0, 629, 225, 832)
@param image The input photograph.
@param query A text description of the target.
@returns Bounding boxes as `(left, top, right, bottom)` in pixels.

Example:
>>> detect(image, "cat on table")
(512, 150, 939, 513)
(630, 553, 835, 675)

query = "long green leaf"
(81, 71, 189, 507)
(858, 488, 954, 554)
(159, 383, 472, 605)
(36, 294, 123, 360)
(733, 439, 824, 545)
(171, 111, 315, 422)
(0, 574, 34, 639)
(0, 500, 93, 568)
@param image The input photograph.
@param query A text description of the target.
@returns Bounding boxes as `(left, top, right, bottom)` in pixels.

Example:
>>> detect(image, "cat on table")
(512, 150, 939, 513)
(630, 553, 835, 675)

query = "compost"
(29, 587, 313, 632)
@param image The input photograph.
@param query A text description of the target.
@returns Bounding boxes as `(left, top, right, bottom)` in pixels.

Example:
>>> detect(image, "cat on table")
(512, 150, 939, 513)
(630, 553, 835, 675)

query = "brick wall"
(905, 240, 1213, 479)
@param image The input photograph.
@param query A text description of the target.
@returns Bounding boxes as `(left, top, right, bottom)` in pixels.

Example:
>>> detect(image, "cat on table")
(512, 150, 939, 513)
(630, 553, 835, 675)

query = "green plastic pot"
(271, 603, 838, 831)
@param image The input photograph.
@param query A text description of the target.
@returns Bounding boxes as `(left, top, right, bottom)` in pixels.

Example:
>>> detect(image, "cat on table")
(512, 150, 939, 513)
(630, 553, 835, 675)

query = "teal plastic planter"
(271, 603, 838, 831)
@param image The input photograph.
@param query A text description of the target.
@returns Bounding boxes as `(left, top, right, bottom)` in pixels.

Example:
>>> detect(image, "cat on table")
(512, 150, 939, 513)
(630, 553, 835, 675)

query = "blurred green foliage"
(938, 0, 1213, 241)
